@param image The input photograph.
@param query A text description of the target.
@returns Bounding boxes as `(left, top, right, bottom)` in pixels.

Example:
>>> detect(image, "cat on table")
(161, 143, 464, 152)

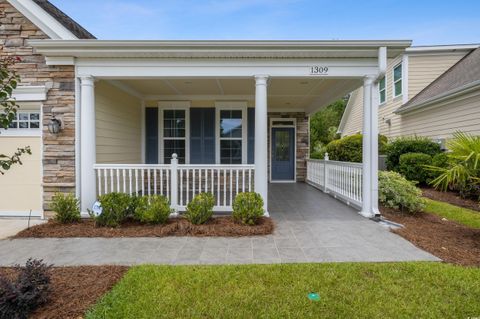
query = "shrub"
(134, 195, 172, 224)
(232, 192, 265, 225)
(325, 134, 387, 163)
(50, 192, 81, 224)
(385, 137, 441, 171)
(379, 171, 425, 214)
(398, 152, 432, 184)
(0, 259, 51, 319)
(185, 193, 215, 225)
(92, 192, 132, 227)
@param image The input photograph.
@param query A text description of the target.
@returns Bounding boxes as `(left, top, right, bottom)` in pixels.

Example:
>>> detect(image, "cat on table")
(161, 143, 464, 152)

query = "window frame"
(393, 63, 403, 98)
(0, 103, 42, 137)
(215, 102, 248, 165)
(378, 76, 386, 105)
(158, 101, 190, 164)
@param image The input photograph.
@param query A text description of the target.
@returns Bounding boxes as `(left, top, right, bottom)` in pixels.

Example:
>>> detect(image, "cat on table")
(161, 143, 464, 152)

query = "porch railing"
(306, 154, 363, 208)
(94, 155, 255, 212)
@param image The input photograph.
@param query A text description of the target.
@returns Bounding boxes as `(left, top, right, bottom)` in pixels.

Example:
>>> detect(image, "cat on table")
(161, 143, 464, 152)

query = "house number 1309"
(310, 66, 329, 74)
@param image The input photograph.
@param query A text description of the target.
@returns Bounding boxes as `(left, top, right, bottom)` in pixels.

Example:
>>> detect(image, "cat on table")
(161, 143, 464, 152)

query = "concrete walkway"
(0, 184, 439, 266)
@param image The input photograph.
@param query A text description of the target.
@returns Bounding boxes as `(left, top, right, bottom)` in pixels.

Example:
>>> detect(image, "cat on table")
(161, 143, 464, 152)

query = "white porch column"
(254, 75, 269, 216)
(359, 76, 373, 218)
(370, 80, 381, 216)
(80, 76, 96, 212)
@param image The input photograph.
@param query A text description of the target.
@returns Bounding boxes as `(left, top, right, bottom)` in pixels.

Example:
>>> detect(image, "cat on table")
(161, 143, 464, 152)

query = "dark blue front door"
(271, 127, 295, 181)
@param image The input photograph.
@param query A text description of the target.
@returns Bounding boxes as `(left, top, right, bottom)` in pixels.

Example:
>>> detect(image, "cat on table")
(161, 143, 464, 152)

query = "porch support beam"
(359, 75, 380, 218)
(254, 75, 269, 216)
(80, 75, 97, 212)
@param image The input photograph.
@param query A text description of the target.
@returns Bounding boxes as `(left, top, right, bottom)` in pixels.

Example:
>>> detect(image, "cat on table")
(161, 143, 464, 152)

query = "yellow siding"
(95, 81, 142, 164)
(341, 89, 363, 136)
(0, 137, 42, 212)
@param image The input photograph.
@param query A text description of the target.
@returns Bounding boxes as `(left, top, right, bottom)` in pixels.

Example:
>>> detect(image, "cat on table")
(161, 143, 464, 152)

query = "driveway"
(0, 183, 438, 266)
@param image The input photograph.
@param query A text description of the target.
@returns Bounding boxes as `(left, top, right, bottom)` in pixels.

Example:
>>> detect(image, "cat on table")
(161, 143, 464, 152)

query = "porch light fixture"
(48, 115, 62, 134)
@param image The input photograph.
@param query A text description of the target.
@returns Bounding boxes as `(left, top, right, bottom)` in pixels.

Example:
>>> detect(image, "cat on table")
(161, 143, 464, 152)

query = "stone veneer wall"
(267, 111, 309, 181)
(0, 1, 76, 211)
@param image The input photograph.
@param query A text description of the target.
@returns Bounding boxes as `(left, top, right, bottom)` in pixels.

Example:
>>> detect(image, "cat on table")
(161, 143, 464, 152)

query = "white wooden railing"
(306, 153, 363, 208)
(94, 154, 255, 212)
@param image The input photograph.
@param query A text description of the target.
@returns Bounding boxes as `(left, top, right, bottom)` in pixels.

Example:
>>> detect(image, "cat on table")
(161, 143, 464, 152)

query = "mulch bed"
(381, 207, 480, 267)
(0, 266, 128, 319)
(13, 217, 275, 238)
(421, 187, 480, 212)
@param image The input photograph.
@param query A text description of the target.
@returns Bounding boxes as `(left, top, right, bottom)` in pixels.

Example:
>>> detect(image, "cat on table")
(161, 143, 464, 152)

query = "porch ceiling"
(117, 77, 362, 113)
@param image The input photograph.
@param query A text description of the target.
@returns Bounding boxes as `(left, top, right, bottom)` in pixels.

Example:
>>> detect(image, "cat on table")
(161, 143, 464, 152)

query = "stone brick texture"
(268, 112, 309, 181)
(0, 1, 76, 211)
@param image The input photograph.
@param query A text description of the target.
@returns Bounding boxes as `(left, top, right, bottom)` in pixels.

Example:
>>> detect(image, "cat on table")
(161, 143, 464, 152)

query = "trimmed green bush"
(379, 171, 425, 214)
(185, 193, 215, 225)
(134, 195, 172, 224)
(325, 134, 387, 163)
(232, 192, 265, 225)
(92, 192, 132, 227)
(398, 152, 432, 184)
(385, 137, 441, 171)
(50, 192, 81, 224)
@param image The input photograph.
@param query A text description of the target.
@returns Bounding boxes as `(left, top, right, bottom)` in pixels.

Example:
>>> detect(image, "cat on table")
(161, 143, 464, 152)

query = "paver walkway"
(0, 183, 439, 266)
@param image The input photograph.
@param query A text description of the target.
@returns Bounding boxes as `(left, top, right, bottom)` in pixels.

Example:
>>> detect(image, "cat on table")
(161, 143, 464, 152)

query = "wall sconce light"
(48, 115, 62, 134)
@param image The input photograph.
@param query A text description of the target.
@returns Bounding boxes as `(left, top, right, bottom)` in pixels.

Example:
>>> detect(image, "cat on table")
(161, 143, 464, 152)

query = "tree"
(0, 56, 31, 175)
(309, 97, 348, 156)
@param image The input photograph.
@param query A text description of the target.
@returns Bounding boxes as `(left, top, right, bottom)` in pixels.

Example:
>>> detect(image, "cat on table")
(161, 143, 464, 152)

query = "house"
(0, 0, 411, 219)
(338, 44, 480, 146)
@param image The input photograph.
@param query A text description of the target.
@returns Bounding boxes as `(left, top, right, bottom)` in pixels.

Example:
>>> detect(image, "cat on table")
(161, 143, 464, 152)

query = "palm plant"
(427, 132, 480, 194)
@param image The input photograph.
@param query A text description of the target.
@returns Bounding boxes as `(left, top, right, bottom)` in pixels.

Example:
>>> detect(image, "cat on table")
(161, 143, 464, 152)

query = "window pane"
(30, 121, 40, 129)
(163, 110, 185, 138)
(19, 113, 29, 121)
(220, 110, 242, 138)
(30, 113, 40, 121)
(275, 131, 290, 161)
(394, 81, 402, 96)
(164, 139, 185, 164)
(394, 65, 402, 81)
(379, 77, 385, 90)
(19, 122, 28, 128)
(220, 140, 242, 164)
(380, 90, 386, 103)
(8, 121, 17, 128)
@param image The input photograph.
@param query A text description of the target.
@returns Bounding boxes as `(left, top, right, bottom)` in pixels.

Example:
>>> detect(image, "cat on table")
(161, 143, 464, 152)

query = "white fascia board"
(8, 0, 78, 40)
(406, 44, 479, 55)
(12, 85, 48, 101)
(45, 56, 75, 66)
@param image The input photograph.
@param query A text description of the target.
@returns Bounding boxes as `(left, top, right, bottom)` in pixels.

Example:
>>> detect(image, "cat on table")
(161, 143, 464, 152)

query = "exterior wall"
(268, 111, 309, 182)
(341, 51, 470, 140)
(0, 136, 42, 213)
(95, 81, 142, 164)
(0, 1, 76, 212)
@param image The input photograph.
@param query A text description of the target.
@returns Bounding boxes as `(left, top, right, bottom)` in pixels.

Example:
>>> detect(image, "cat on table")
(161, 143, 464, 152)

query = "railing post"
(324, 152, 329, 193)
(170, 153, 179, 216)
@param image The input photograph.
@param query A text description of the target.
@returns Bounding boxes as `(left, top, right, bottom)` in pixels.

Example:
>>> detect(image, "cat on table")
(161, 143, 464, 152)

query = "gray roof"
(32, 0, 96, 39)
(397, 47, 480, 113)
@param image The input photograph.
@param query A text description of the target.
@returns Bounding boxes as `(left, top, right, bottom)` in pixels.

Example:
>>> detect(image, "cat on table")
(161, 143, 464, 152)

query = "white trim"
(7, 0, 78, 40)
(0, 211, 43, 218)
(74, 76, 81, 200)
(45, 56, 75, 66)
(158, 101, 190, 164)
(392, 62, 403, 98)
(215, 101, 248, 165)
(269, 117, 297, 183)
(12, 86, 48, 102)
(402, 54, 409, 104)
(140, 101, 146, 164)
(405, 44, 479, 53)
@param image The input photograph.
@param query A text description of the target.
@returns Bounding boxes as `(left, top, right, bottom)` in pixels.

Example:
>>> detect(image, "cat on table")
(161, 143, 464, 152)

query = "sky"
(50, 0, 480, 46)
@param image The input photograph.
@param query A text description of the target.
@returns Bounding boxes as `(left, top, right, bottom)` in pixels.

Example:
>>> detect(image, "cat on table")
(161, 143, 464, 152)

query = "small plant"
(0, 258, 52, 319)
(398, 152, 432, 184)
(232, 192, 265, 225)
(134, 195, 172, 224)
(385, 136, 441, 171)
(379, 171, 425, 214)
(91, 192, 131, 227)
(50, 192, 81, 224)
(185, 193, 215, 225)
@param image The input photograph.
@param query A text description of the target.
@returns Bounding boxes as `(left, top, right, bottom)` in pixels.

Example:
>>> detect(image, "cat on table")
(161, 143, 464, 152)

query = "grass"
(424, 198, 480, 229)
(87, 262, 480, 319)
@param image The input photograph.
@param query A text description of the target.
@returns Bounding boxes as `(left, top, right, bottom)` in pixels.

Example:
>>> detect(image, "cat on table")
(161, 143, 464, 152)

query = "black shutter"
(145, 107, 158, 164)
(248, 108, 255, 164)
(190, 108, 216, 164)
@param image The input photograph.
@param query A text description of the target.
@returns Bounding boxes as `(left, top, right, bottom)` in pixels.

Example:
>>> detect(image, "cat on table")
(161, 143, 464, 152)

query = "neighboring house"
(338, 44, 480, 145)
(0, 0, 411, 219)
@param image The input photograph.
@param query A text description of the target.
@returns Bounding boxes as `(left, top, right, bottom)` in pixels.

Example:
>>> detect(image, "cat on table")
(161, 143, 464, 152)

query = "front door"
(271, 127, 295, 181)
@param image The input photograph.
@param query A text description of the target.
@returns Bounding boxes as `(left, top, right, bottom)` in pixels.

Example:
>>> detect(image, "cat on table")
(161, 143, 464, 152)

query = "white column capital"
(80, 75, 95, 87)
(254, 75, 269, 85)
(363, 75, 375, 86)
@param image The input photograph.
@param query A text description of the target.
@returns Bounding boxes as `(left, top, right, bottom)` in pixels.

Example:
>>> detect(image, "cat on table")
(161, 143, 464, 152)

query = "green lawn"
(424, 198, 480, 229)
(87, 263, 480, 319)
